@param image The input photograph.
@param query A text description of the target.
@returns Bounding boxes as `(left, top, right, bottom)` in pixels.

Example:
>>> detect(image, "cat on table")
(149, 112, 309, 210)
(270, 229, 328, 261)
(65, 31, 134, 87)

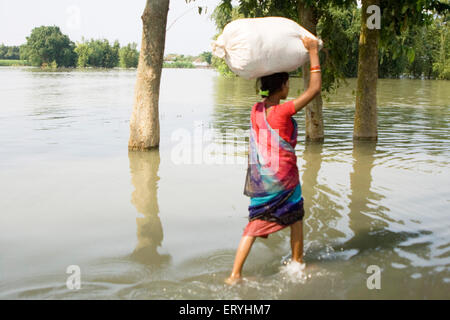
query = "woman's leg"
(225, 235, 256, 284)
(290, 220, 304, 263)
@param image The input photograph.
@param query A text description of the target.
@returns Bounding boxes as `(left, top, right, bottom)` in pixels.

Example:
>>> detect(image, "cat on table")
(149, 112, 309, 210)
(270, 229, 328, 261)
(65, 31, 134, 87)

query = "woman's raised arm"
(292, 37, 322, 114)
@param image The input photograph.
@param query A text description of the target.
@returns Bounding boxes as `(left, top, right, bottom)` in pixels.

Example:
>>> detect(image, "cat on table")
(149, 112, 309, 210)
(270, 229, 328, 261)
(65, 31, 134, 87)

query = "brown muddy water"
(0, 67, 449, 299)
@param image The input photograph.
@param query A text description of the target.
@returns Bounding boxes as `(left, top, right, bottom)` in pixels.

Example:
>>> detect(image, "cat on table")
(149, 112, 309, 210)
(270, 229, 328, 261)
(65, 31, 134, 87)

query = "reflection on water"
(340, 142, 422, 264)
(301, 142, 349, 245)
(128, 150, 170, 266)
(0, 68, 449, 299)
(346, 141, 390, 253)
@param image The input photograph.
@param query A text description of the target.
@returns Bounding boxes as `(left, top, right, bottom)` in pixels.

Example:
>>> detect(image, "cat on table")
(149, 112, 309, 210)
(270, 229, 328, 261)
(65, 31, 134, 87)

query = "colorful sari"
(243, 101, 304, 236)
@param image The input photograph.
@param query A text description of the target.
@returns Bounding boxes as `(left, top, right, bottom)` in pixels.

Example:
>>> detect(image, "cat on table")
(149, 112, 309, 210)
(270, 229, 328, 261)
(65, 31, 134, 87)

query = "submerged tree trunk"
(298, 1, 324, 142)
(354, 0, 379, 141)
(129, 0, 170, 150)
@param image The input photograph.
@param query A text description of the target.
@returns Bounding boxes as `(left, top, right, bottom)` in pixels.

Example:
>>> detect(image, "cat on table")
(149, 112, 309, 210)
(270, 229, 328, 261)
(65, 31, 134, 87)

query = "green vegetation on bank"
(163, 51, 212, 68)
(200, 51, 212, 65)
(2, 26, 212, 70)
(1, 26, 139, 69)
(75, 38, 120, 68)
(0, 44, 20, 60)
(119, 43, 140, 68)
(20, 26, 77, 67)
(0, 59, 29, 66)
(163, 54, 195, 68)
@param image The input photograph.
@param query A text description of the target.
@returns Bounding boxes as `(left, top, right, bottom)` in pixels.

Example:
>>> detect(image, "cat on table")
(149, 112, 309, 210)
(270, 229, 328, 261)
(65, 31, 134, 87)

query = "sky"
(0, 0, 223, 56)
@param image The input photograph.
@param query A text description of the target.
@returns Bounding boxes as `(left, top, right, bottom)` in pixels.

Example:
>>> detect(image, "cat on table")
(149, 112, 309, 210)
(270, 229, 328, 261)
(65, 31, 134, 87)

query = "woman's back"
(264, 100, 297, 147)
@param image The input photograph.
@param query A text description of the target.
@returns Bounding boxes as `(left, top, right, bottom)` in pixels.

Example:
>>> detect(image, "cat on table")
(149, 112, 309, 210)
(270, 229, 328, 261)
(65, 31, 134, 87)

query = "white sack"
(211, 17, 323, 80)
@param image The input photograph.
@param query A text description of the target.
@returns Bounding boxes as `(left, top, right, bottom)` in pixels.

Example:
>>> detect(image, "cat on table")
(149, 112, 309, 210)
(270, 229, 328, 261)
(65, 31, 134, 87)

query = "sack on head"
(211, 17, 323, 80)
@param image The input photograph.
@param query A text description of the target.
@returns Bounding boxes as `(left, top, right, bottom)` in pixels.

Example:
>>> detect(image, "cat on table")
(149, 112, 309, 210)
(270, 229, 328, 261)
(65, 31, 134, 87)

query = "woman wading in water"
(226, 36, 322, 285)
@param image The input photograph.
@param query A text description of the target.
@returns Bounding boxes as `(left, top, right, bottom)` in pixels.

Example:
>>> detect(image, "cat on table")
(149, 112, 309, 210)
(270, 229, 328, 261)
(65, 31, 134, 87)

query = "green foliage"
(200, 51, 212, 64)
(378, 9, 449, 80)
(377, 0, 448, 77)
(211, 0, 450, 81)
(0, 59, 29, 66)
(41, 60, 58, 70)
(210, 0, 241, 31)
(21, 26, 77, 67)
(316, 3, 360, 91)
(405, 24, 437, 78)
(238, 0, 299, 20)
(0, 44, 20, 60)
(163, 54, 195, 68)
(19, 44, 29, 61)
(119, 43, 139, 68)
(163, 62, 195, 68)
(211, 55, 235, 76)
(75, 41, 90, 68)
(432, 14, 450, 79)
(75, 38, 120, 68)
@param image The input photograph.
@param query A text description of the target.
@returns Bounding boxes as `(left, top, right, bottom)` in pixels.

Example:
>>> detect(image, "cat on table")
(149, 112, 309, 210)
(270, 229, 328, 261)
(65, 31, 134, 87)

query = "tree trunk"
(298, 1, 324, 142)
(128, 0, 170, 150)
(354, 0, 379, 141)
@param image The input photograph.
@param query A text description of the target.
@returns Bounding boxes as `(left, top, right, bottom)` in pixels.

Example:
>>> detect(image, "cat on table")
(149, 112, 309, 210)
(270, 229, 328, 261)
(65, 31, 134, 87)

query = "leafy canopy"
(21, 26, 77, 67)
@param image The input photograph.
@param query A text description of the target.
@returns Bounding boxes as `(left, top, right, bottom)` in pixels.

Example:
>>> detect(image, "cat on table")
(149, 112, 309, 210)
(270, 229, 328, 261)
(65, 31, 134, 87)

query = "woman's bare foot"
(225, 274, 242, 285)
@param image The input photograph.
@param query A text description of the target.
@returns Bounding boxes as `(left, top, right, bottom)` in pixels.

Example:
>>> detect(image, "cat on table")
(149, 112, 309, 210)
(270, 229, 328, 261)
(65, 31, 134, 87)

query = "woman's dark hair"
(256, 72, 289, 98)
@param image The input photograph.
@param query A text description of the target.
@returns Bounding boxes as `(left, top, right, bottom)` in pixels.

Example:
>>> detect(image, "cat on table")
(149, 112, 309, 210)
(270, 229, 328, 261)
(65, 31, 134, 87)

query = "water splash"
(279, 259, 307, 284)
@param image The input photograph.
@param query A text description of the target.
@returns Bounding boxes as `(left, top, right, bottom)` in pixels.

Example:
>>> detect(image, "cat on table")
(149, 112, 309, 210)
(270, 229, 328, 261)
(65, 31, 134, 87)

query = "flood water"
(0, 67, 449, 299)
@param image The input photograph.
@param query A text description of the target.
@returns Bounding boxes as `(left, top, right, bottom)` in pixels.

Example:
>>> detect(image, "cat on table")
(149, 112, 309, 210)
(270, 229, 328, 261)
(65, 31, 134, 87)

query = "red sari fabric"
(243, 219, 287, 239)
(253, 100, 296, 143)
(243, 100, 301, 238)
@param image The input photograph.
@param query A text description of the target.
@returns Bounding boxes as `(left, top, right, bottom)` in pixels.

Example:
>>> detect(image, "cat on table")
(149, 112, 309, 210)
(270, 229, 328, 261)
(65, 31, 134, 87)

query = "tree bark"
(129, 0, 170, 150)
(298, 1, 324, 142)
(354, 0, 379, 141)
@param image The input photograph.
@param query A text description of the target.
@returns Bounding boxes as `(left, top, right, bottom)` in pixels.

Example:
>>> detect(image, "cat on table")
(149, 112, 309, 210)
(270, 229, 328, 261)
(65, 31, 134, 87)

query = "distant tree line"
(74, 39, 140, 68)
(2, 26, 212, 70)
(0, 44, 20, 60)
(3, 26, 140, 68)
